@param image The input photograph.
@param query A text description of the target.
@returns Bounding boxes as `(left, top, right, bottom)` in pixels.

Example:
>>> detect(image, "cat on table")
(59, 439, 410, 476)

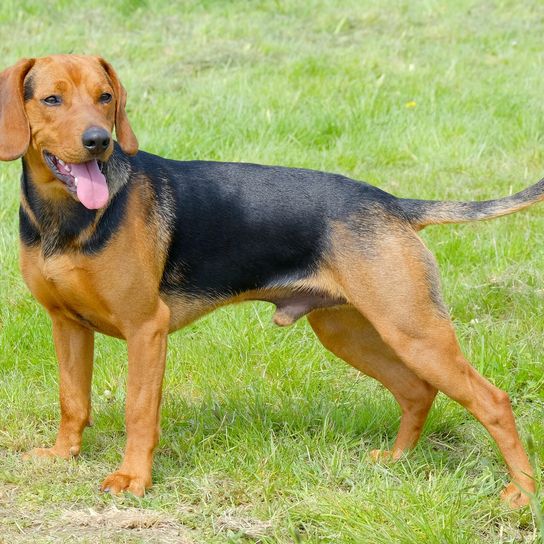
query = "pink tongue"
(69, 160, 109, 210)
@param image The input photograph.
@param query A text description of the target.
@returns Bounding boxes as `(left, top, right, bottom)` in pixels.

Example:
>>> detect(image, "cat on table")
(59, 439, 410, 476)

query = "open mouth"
(43, 151, 109, 210)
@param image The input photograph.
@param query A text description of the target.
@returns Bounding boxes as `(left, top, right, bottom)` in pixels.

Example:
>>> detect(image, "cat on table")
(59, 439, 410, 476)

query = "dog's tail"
(400, 177, 544, 230)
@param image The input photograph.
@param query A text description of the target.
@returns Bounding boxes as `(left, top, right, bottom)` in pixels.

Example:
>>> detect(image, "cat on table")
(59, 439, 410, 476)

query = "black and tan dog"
(1, 54, 541, 506)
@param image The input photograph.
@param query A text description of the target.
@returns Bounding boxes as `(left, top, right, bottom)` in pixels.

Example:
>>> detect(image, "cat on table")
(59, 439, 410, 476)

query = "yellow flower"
(405, 100, 417, 109)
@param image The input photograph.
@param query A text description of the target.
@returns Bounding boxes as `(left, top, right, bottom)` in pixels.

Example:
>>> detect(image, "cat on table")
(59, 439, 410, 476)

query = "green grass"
(1, 0, 544, 541)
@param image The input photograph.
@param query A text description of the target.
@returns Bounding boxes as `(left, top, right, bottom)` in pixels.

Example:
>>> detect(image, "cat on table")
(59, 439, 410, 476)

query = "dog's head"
(0, 55, 138, 209)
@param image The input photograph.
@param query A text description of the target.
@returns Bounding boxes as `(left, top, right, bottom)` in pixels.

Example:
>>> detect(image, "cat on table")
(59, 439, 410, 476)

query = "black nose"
(82, 126, 111, 154)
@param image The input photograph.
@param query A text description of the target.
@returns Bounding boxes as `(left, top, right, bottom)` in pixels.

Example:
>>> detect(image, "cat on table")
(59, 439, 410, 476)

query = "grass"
(1, 0, 544, 541)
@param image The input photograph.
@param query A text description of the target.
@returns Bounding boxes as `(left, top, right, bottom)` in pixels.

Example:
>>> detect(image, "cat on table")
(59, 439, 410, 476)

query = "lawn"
(1, 0, 544, 542)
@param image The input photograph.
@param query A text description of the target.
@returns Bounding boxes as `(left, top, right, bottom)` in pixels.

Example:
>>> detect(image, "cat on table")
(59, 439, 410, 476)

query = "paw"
(22, 445, 79, 461)
(500, 482, 531, 509)
(369, 449, 403, 463)
(100, 471, 150, 497)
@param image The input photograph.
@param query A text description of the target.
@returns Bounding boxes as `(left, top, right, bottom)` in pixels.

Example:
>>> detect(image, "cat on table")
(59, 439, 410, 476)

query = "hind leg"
(308, 307, 437, 460)
(333, 229, 535, 507)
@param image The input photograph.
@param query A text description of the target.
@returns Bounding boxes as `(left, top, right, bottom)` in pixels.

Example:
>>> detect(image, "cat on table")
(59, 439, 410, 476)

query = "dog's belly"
(163, 284, 347, 333)
(164, 297, 346, 332)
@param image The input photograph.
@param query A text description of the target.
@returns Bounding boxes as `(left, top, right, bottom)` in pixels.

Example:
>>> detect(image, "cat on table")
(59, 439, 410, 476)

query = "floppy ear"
(0, 58, 35, 161)
(99, 58, 139, 156)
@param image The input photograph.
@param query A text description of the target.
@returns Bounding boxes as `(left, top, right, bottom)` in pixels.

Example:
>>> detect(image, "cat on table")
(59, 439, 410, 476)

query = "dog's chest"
(20, 250, 124, 336)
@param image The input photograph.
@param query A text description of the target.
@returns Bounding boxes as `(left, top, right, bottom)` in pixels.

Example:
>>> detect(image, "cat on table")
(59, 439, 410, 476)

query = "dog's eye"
(41, 95, 62, 106)
(100, 92, 113, 104)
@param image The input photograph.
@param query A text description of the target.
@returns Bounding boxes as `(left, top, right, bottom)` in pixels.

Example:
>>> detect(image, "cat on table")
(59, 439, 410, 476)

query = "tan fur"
(2, 55, 535, 507)
(0, 58, 35, 160)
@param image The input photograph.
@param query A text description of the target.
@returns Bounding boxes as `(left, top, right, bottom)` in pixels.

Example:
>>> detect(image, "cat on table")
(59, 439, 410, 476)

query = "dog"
(1, 54, 541, 507)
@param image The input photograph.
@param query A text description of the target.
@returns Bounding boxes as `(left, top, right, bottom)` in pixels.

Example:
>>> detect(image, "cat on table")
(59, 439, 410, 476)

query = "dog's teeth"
(74, 177, 78, 188)
(58, 159, 65, 166)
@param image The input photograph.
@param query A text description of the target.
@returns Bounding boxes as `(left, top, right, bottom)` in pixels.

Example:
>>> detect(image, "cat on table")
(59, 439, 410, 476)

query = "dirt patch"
(215, 507, 273, 541)
(61, 505, 180, 531)
(1, 505, 194, 543)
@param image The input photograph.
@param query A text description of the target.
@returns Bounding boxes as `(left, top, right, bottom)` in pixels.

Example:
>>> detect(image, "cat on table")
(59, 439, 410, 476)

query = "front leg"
(101, 301, 170, 496)
(25, 312, 94, 459)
